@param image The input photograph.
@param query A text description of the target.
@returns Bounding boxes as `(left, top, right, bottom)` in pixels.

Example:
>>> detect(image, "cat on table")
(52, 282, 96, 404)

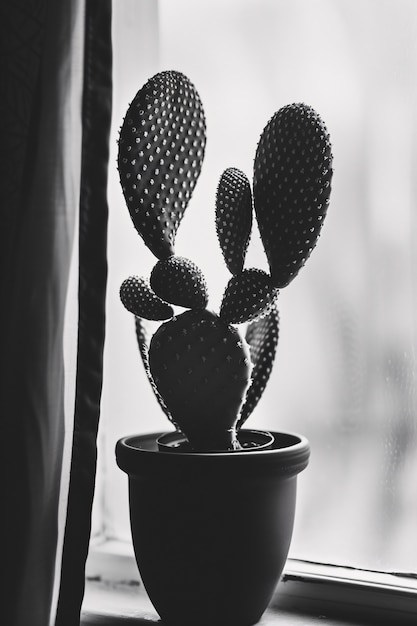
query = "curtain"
(0, 1, 112, 624)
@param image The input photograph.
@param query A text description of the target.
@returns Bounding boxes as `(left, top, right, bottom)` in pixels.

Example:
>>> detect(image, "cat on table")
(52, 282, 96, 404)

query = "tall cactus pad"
(253, 103, 332, 288)
(216, 167, 253, 274)
(148, 309, 252, 451)
(118, 71, 206, 259)
(237, 303, 280, 428)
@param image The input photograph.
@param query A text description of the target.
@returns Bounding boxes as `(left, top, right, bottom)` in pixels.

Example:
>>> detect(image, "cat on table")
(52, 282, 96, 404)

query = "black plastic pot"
(116, 429, 310, 626)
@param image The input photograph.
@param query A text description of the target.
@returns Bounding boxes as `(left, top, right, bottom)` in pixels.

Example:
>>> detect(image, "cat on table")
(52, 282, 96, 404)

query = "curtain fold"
(1, 1, 111, 624)
(55, 1, 112, 624)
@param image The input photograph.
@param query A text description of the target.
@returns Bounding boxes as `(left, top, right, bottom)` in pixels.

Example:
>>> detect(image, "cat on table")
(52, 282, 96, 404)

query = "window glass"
(99, 0, 417, 574)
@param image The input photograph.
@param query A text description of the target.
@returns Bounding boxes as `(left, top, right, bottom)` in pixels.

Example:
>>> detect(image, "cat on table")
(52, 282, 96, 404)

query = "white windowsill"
(82, 539, 417, 625)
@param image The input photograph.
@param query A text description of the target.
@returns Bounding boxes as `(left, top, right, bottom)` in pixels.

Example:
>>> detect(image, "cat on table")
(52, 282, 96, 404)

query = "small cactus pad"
(216, 167, 253, 274)
(150, 256, 209, 309)
(237, 302, 280, 428)
(118, 71, 206, 259)
(148, 309, 252, 451)
(220, 268, 279, 324)
(135, 317, 174, 423)
(253, 103, 333, 288)
(120, 276, 174, 321)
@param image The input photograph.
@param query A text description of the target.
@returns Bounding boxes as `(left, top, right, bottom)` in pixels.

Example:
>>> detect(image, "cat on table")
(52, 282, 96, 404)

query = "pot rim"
(116, 429, 310, 478)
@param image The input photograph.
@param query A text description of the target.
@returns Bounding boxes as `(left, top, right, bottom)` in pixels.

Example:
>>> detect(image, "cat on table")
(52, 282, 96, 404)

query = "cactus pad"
(148, 309, 252, 451)
(237, 303, 280, 428)
(135, 317, 174, 423)
(253, 103, 333, 288)
(215, 167, 253, 274)
(118, 71, 206, 259)
(150, 256, 208, 309)
(120, 276, 174, 321)
(220, 268, 279, 324)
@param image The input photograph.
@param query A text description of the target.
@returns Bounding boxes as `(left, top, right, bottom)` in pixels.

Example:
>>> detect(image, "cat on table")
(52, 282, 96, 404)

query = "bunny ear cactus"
(118, 71, 333, 452)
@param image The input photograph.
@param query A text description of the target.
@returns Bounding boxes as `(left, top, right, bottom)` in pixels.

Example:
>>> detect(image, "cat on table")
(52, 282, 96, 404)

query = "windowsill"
(82, 540, 417, 625)
(81, 578, 354, 625)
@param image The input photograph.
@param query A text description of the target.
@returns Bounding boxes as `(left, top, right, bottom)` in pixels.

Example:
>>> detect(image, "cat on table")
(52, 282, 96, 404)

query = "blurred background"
(92, 0, 417, 574)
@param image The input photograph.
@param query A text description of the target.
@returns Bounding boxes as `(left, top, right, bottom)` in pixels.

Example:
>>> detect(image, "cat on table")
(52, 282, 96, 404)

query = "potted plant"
(115, 70, 333, 625)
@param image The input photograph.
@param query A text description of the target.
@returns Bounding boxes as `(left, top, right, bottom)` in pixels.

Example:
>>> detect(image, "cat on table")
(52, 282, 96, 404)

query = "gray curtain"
(0, 1, 112, 624)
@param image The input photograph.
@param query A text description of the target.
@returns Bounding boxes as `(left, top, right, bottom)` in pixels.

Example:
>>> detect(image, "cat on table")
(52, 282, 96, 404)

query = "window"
(91, 0, 417, 584)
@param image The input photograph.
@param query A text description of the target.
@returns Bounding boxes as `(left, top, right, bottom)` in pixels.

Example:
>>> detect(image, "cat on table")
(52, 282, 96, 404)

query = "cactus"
(118, 71, 333, 451)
